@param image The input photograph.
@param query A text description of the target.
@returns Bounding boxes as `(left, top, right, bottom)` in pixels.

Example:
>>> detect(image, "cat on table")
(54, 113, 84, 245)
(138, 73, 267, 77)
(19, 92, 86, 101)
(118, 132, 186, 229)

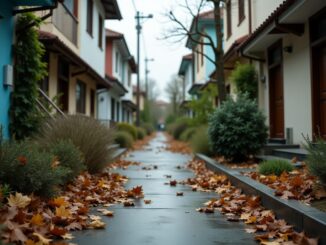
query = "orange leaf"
(30, 213, 44, 226)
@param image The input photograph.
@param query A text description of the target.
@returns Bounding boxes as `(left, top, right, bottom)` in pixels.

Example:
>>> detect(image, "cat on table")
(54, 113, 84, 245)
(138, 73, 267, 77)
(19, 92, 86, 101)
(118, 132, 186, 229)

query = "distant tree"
(162, 0, 227, 103)
(165, 75, 184, 115)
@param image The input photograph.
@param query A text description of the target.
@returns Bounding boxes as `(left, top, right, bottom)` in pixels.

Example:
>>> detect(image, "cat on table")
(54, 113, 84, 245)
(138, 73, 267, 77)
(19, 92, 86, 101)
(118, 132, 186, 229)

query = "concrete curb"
(196, 153, 326, 243)
(112, 148, 127, 160)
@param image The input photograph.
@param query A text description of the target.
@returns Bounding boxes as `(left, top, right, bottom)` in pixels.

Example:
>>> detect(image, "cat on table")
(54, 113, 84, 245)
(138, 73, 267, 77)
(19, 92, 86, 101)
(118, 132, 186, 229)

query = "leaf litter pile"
(0, 159, 145, 245)
(180, 159, 318, 245)
(244, 168, 326, 204)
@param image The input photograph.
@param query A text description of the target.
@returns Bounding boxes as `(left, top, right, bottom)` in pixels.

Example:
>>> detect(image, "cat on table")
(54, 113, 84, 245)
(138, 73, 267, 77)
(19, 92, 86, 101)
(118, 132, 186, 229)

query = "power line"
(131, 0, 137, 11)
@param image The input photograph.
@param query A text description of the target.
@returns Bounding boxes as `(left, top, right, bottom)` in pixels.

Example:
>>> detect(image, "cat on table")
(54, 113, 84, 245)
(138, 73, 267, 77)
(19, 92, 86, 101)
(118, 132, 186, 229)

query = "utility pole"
(135, 12, 153, 126)
(144, 57, 154, 97)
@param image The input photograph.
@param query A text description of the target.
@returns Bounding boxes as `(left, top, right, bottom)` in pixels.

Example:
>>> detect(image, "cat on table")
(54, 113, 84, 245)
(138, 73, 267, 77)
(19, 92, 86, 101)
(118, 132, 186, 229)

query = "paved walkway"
(73, 133, 255, 245)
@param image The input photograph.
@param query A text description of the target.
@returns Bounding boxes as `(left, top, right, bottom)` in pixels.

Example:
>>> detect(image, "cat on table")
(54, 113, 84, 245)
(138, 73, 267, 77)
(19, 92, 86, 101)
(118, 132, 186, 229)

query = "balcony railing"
(52, 3, 78, 46)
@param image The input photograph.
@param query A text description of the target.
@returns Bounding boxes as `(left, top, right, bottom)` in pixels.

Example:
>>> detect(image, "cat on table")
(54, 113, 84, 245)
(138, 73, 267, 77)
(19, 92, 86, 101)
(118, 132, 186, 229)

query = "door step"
(272, 148, 308, 161)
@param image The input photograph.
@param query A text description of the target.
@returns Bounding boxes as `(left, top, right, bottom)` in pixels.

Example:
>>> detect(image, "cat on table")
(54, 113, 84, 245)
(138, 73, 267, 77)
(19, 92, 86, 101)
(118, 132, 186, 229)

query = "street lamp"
(135, 12, 153, 126)
(145, 57, 154, 97)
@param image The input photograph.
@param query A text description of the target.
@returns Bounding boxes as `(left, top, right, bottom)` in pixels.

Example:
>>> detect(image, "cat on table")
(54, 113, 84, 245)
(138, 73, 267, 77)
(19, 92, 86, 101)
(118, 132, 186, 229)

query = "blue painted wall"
(0, 1, 14, 139)
(204, 25, 217, 80)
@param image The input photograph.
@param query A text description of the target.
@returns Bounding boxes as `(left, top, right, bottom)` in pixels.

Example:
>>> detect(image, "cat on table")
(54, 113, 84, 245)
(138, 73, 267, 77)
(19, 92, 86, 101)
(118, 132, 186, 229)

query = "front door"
(268, 40, 284, 138)
(311, 8, 326, 139)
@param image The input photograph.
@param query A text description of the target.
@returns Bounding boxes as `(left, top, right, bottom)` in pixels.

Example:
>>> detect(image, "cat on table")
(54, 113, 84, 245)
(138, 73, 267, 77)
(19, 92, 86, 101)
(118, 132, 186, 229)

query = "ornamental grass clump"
(180, 127, 197, 142)
(258, 160, 294, 176)
(208, 94, 268, 162)
(171, 118, 190, 140)
(136, 127, 147, 140)
(140, 122, 155, 135)
(114, 131, 134, 149)
(191, 126, 213, 156)
(116, 122, 138, 140)
(304, 136, 326, 184)
(36, 115, 115, 174)
(0, 140, 68, 197)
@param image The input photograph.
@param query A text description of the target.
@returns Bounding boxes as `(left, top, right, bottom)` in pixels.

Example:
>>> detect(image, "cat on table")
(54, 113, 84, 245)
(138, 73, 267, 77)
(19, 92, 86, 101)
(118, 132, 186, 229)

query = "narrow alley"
(72, 133, 255, 245)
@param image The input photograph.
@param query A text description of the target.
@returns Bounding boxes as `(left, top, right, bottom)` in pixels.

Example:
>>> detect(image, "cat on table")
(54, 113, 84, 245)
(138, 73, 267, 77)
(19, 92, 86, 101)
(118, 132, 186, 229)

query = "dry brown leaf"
(7, 193, 31, 209)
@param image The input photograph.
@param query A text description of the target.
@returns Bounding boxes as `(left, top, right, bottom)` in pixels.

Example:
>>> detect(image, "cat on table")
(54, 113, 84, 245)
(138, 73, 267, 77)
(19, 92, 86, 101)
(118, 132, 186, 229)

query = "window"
(238, 0, 245, 24)
(90, 89, 95, 117)
(76, 80, 86, 114)
(39, 52, 49, 94)
(98, 14, 103, 48)
(86, 0, 93, 36)
(111, 98, 115, 120)
(63, 0, 78, 17)
(57, 58, 70, 112)
(116, 102, 120, 121)
(226, 0, 232, 38)
(115, 51, 119, 73)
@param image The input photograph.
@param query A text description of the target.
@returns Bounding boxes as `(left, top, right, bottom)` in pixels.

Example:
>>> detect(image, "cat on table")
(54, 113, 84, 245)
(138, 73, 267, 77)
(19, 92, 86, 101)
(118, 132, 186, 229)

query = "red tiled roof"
(105, 29, 123, 38)
(239, 0, 298, 52)
(182, 53, 193, 60)
(223, 35, 249, 62)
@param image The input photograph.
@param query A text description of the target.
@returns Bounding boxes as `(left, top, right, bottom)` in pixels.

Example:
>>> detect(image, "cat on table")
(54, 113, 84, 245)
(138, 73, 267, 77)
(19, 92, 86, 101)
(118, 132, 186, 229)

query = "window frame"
(98, 14, 103, 48)
(226, 0, 232, 38)
(238, 0, 245, 25)
(76, 80, 87, 114)
(86, 0, 93, 37)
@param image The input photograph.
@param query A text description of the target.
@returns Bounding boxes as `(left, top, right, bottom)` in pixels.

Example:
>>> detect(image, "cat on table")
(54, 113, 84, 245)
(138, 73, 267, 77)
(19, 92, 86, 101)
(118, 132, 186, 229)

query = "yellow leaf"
(97, 209, 114, 217)
(240, 213, 251, 221)
(52, 196, 68, 207)
(55, 206, 71, 218)
(89, 215, 102, 221)
(89, 220, 106, 229)
(245, 216, 257, 224)
(7, 193, 31, 208)
(61, 233, 74, 240)
(32, 233, 52, 245)
(30, 213, 44, 226)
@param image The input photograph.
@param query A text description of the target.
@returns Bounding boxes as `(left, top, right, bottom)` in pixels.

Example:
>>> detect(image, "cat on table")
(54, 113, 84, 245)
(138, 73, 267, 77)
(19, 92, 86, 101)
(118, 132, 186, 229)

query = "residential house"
(186, 10, 217, 99)
(178, 53, 194, 118)
(97, 29, 137, 126)
(132, 85, 147, 112)
(239, 0, 326, 144)
(0, 0, 59, 138)
(38, 0, 121, 118)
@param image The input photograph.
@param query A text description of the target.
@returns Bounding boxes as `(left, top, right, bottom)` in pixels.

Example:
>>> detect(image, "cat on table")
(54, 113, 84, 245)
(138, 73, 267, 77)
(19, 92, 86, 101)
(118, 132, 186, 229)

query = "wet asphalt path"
(72, 133, 255, 245)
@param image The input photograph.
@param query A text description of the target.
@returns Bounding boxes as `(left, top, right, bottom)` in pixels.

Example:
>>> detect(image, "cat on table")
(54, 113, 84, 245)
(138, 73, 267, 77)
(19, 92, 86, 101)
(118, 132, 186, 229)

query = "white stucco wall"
(251, 0, 284, 29)
(79, 0, 105, 76)
(185, 64, 193, 100)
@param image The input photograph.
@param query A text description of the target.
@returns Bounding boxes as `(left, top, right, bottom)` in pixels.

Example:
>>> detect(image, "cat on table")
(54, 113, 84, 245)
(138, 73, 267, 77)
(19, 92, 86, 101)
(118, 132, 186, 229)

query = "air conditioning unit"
(3, 65, 13, 87)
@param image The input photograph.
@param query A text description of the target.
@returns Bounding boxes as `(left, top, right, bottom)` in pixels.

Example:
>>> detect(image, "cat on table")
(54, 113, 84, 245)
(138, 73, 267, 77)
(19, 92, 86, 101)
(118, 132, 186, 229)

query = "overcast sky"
(105, 0, 192, 101)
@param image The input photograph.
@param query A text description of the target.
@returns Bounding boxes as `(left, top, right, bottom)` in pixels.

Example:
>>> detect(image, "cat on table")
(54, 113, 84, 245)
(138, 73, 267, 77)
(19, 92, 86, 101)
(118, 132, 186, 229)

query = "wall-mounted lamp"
(283, 46, 293, 53)
(260, 75, 266, 84)
(3, 65, 13, 87)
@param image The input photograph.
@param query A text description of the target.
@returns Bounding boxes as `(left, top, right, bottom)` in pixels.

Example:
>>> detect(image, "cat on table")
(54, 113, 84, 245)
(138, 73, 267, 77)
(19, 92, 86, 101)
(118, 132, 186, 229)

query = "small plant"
(171, 118, 190, 140)
(304, 136, 326, 184)
(191, 126, 213, 156)
(0, 141, 68, 197)
(136, 127, 146, 140)
(231, 63, 258, 100)
(48, 140, 85, 183)
(115, 131, 134, 148)
(116, 123, 137, 140)
(0, 184, 11, 205)
(208, 94, 268, 162)
(35, 115, 115, 173)
(258, 160, 294, 176)
(180, 127, 196, 142)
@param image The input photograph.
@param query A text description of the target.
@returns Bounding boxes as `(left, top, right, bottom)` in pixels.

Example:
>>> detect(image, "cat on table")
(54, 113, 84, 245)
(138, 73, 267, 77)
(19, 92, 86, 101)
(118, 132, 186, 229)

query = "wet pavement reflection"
(72, 133, 255, 245)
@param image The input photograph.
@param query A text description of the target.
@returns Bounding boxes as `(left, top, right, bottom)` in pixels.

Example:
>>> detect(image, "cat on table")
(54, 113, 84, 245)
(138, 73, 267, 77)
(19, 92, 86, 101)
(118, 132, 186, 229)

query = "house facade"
(239, 0, 326, 144)
(0, 0, 58, 138)
(97, 29, 137, 126)
(38, 0, 121, 118)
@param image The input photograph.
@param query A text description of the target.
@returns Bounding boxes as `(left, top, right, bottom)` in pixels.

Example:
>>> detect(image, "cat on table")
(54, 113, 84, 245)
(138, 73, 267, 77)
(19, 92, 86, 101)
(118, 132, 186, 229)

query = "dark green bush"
(0, 141, 68, 197)
(231, 63, 258, 100)
(115, 131, 134, 148)
(208, 94, 268, 162)
(48, 140, 85, 183)
(191, 126, 213, 156)
(136, 127, 146, 140)
(258, 160, 294, 176)
(304, 136, 326, 184)
(180, 127, 197, 142)
(116, 122, 137, 140)
(140, 122, 155, 135)
(35, 115, 115, 174)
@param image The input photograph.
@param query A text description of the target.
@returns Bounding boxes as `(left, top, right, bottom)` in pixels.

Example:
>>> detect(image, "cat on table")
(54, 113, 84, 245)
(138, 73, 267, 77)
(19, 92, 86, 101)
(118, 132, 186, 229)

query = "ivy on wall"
(10, 13, 47, 139)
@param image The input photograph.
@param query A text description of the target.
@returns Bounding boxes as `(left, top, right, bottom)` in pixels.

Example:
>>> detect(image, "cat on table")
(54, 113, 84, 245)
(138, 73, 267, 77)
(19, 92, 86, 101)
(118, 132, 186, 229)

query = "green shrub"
(0, 141, 68, 197)
(208, 94, 268, 162)
(115, 131, 134, 148)
(304, 136, 326, 184)
(136, 127, 146, 140)
(180, 127, 197, 142)
(35, 115, 115, 174)
(231, 63, 258, 100)
(140, 122, 155, 135)
(258, 160, 294, 176)
(116, 122, 137, 140)
(48, 140, 85, 183)
(191, 126, 213, 156)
